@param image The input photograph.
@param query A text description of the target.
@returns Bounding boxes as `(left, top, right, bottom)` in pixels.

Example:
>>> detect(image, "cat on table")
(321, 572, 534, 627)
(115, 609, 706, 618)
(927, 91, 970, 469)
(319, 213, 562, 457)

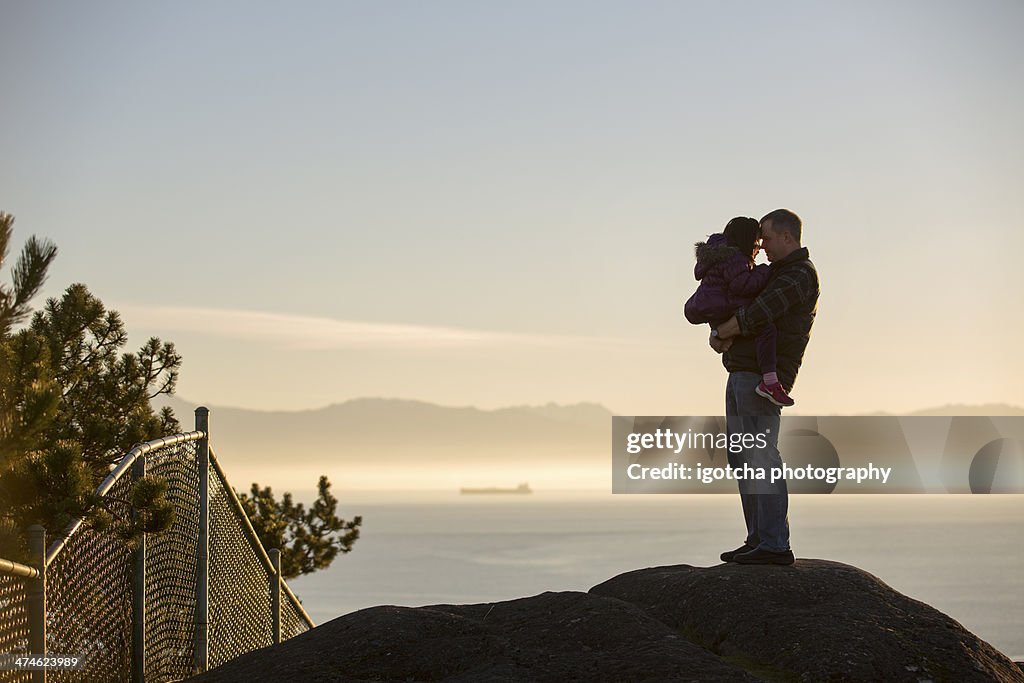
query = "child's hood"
(694, 232, 742, 279)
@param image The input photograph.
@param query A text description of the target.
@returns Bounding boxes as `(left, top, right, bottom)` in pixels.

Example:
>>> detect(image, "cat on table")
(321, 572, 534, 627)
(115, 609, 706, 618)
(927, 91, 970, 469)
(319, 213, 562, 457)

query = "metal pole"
(193, 407, 210, 674)
(27, 525, 45, 683)
(269, 549, 281, 645)
(132, 453, 147, 683)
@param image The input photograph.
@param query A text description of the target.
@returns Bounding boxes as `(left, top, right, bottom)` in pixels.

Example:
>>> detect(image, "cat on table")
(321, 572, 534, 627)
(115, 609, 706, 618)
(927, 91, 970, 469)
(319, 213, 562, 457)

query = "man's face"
(759, 220, 781, 262)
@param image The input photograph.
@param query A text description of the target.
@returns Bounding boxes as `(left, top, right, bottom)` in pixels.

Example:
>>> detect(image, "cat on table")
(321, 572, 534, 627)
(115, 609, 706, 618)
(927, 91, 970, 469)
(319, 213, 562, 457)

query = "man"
(709, 208, 819, 566)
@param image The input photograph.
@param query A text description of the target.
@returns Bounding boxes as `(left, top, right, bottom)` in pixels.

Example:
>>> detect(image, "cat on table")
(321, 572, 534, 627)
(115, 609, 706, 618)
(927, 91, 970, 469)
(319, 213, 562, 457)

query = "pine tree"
(0, 213, 180, 560)
(27, 283, 182, 472)
(0, 212, 59, 475)
(237, 476, 361, 579)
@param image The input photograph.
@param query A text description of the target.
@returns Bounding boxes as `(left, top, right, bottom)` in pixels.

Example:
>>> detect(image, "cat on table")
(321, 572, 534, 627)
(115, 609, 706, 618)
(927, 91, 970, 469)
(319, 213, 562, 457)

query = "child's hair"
(723, 216, 761, 264)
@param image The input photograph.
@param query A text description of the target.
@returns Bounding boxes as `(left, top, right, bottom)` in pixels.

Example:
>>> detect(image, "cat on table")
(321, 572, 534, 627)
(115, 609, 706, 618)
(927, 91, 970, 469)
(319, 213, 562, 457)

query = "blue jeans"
(726, 371, 790, 552)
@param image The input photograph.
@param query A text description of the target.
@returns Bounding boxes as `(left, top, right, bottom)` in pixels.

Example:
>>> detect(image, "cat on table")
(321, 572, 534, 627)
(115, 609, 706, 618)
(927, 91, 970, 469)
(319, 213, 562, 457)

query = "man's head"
(759, 208, 802, 262)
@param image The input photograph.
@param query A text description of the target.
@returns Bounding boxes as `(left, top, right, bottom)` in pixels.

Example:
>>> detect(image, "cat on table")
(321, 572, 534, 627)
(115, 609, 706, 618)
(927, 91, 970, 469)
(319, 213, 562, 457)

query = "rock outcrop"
(590, 559, 1022, 682)
(188, 559, 1024, 682)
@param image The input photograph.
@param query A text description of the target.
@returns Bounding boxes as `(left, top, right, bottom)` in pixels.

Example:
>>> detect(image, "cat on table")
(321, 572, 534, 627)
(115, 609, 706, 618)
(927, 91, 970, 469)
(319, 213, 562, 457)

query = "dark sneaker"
(755, 381, 795, 407)
(720, 543, 757, 563)
(733, 547, 795, 565)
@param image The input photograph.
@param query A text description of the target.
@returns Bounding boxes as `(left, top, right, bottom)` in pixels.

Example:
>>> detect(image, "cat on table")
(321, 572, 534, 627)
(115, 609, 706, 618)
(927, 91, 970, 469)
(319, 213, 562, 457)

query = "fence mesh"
(0, 432, 314, 683)
(280, 588, 311, 642)
(208, 464, 273, 667)
(0, 574, 30, 683)
(144, 440, 203, 682)
(46, 471, 135, 683)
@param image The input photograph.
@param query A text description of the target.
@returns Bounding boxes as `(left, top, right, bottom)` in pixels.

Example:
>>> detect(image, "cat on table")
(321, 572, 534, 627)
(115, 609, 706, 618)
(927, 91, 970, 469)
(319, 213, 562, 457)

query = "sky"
(2, 1, 1023, 416)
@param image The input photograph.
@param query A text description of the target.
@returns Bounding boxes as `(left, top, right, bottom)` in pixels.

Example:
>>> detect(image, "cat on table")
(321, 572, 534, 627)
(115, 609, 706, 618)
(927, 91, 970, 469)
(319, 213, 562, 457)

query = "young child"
(684, 216, 794, 407)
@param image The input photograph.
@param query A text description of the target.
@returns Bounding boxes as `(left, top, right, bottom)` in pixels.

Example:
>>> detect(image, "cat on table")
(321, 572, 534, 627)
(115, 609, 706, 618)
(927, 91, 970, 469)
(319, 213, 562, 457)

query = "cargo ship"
(459, 482, 532, 495)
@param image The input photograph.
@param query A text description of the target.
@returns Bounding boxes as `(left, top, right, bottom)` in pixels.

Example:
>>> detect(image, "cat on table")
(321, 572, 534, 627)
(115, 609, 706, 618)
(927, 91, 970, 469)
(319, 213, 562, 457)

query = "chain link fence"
(46, 470, 136, 683)
(0, 410, 314, 682)
(144, 440, 204, 681)
(0, 573, 31, 683)
(208, 453, 274, 667)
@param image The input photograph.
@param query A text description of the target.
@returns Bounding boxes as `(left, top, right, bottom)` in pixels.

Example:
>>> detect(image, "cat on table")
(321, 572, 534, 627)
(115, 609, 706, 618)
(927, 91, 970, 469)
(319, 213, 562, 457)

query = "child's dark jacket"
(684, 233, 771, 325)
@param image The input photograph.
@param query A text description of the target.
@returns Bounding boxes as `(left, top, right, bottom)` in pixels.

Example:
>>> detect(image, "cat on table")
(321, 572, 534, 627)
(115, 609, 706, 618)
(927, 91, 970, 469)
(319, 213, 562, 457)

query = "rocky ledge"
(188, 559, 1024, 682)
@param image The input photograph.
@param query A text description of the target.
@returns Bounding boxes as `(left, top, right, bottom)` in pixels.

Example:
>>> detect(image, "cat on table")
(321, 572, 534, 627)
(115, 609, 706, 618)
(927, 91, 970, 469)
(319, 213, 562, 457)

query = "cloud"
(115, 304, 635, 351)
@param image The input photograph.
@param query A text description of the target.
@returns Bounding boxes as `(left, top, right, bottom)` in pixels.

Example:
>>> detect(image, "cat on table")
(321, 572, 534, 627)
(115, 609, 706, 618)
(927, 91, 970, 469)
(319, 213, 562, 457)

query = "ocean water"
(287, 492, 1024, 661)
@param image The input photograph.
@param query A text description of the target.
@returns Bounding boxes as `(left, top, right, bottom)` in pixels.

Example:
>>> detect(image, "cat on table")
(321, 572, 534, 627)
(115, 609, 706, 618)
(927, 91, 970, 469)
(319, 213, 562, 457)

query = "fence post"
(194, 407, 210, 673)
(269, 549, 281, 645)
(132, 453, 147, 683)
(27, 525, 45, 683)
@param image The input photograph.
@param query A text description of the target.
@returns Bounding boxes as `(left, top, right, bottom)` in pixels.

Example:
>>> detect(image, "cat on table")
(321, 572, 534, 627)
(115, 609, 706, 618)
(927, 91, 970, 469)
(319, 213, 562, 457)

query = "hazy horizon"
(163, 393, 1024, 417)
(154, 395, 1024, 493)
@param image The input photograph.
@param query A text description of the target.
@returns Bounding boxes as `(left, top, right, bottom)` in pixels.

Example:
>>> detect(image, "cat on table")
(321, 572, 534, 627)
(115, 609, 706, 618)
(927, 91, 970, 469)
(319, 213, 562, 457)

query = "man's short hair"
(761, 209, 802, 243)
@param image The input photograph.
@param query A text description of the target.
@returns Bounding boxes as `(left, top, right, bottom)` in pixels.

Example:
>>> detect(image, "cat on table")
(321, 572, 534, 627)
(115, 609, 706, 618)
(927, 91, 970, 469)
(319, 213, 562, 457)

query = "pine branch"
(11, 236, 59, 313)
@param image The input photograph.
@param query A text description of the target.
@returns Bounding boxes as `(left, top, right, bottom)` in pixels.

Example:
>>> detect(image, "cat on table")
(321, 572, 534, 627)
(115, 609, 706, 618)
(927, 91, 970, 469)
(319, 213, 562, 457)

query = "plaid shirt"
(736, 248, 818, 336)
(725, 247, 819, 390)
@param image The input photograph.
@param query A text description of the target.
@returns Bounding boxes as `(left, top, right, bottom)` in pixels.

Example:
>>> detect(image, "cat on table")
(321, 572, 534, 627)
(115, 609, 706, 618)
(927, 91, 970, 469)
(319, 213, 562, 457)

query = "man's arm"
(732, 266, 816, 336)
(716, 317, 741, 340)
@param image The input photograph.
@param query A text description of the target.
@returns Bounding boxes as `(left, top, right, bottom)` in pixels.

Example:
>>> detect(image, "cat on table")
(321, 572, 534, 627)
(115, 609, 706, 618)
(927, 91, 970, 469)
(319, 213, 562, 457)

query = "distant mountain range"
(151, 396, 1023, 491)
(152, 396, 613, 489)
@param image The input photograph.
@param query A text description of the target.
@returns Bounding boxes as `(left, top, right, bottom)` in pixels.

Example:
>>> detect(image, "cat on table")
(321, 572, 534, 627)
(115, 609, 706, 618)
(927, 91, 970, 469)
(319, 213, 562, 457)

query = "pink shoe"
(756, 381, 795, 407)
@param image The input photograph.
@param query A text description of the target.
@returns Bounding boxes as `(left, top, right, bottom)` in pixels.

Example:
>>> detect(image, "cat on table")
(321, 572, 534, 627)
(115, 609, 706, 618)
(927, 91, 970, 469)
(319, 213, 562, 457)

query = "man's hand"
(717, 316, 741, 340)
(709, 332, 733, 354)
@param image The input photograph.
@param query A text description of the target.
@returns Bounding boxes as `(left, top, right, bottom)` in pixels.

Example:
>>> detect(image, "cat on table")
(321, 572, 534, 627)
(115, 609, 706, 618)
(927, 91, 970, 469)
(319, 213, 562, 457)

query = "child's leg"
(754, 323, 794, 407)
(754, 324, 779, 386)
